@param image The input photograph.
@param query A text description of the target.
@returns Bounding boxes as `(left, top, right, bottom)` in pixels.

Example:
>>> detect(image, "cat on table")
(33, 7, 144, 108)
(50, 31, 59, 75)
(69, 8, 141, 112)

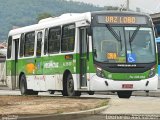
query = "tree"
(37, 13, 53, 22)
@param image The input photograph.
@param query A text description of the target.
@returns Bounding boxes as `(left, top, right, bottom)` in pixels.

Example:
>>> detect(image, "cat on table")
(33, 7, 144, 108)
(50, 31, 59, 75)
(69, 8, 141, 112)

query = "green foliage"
(37, 13, 53, 22)
(0, 0, 103, 41)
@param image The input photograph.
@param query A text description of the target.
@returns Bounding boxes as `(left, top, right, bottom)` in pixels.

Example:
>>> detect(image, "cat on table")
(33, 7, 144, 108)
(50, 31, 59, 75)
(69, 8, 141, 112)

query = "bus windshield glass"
(93, 26, 156, 63)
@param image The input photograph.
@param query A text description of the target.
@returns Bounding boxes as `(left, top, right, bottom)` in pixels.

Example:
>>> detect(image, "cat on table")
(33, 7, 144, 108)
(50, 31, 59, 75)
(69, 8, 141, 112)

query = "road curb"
(62, 105, 109, 115)
(17, 104, 109, 119)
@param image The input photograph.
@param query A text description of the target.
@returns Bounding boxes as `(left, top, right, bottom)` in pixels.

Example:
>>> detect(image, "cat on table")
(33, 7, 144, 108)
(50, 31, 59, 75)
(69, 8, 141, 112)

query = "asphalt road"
(18, 114, 159, 120)
(0, 89, 160, 120)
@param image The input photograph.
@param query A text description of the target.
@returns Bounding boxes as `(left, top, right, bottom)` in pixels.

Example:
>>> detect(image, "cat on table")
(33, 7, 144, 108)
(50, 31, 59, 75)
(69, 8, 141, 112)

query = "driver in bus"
(143, 35, 151, 49)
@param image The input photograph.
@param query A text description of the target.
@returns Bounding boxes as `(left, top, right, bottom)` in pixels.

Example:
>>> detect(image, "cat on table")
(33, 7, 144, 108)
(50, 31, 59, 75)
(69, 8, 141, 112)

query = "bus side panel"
(42, 54, 76, 91)
(17, 58, 38, 90)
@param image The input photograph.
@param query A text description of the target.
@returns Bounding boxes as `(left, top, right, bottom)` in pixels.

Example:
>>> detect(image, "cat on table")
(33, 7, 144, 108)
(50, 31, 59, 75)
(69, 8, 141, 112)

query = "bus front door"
(13, 38, 19, 89)
(79, 28, 88, 88)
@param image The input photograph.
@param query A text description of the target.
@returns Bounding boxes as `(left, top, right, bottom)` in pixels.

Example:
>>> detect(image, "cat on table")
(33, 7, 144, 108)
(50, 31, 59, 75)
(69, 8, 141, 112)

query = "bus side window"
(7, 36, 12, 59)
(36, 32, 42, 56)
(20, 33, 25, 57)
(48, 27, 61, 53)
(24, 32, 35, 57)
(44, 29, 48, 55)
(61, 24, 75, 52)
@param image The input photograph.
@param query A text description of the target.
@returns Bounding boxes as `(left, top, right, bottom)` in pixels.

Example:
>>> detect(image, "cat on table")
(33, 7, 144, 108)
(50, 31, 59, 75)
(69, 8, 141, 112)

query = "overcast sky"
(68, 0, 160, 14)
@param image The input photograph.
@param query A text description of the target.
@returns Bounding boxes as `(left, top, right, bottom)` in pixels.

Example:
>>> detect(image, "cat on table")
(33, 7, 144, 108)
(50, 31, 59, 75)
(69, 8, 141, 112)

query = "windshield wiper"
(129, 25, 141, 43)
(128, 25, 141, 52)
(129, 31, 132, 52)
(106, 24, 122, 50)
(106, 24, 121, 41)
(119, 31, 122, 50)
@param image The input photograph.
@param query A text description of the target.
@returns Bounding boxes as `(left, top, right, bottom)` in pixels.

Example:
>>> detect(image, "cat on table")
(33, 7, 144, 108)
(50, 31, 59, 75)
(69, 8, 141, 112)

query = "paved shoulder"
(102, 96, 160, 114)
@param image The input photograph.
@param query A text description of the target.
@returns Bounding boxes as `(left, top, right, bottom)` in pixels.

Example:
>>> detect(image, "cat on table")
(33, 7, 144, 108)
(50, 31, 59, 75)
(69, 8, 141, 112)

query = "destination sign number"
(97, 15, 147, 24)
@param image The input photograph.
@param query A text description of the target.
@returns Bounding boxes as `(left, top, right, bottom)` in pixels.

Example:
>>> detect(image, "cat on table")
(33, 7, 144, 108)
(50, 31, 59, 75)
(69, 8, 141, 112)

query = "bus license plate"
(122, 84, 133, 89)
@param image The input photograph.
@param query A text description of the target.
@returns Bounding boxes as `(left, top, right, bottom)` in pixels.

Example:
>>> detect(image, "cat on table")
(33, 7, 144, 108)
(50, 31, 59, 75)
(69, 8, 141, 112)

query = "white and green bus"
(6, 11, 158, 98)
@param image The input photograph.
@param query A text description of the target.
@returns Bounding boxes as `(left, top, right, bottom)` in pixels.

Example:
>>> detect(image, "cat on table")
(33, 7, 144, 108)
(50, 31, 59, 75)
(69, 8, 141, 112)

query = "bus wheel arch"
(19, 72, 25, 89)
(62, 70, 71, 96)
(62, 70, 81, 96)
(19, 72, 38, 95)
(19, 73, 28, 95)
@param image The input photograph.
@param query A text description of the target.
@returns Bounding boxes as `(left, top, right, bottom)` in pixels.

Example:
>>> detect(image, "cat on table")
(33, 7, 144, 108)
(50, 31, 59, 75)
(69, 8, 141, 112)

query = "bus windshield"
(93, 26, 156, 63)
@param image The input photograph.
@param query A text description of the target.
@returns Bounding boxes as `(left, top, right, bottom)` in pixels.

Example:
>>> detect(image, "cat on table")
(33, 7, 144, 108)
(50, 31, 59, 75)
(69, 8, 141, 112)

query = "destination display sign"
(97, 15, 147, 24)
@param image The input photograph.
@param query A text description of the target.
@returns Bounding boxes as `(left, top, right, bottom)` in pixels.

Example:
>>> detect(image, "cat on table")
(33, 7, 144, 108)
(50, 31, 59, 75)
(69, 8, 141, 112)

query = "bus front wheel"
(117, 91, 132, 98)
(20, 74, 38, 95)
(62, 74, 81, 97)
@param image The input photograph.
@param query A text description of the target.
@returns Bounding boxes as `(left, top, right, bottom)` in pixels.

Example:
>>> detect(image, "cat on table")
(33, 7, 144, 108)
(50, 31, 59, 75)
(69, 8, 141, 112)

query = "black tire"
(20, 74, 38, 95)
(49, 91, 55, 94)
(62, 77, 68, 96)
(62, 74, 81, 97)
(29, 91, 39, 95)
(88, 91, 95, 95)
(117, 91, 132, 98)
(20, 74, 28, 95)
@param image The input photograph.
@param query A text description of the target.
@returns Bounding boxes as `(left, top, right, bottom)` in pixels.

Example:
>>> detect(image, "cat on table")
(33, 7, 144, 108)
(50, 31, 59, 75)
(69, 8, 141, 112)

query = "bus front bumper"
(90, 74, 158, 91)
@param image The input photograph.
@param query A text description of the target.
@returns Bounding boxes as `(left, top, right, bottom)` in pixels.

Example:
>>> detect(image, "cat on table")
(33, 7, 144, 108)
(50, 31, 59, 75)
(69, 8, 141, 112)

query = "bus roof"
(9, 12, 91, 36)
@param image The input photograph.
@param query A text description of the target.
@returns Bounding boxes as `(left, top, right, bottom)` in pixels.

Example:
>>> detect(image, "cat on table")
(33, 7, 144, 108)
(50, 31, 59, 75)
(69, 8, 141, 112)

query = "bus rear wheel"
(62, 74, 81, 97)
(20, 74, 38, 95)
(49, 91, 55, 94)
(88, 91, 95, 95)
(117, 91, 132, 98)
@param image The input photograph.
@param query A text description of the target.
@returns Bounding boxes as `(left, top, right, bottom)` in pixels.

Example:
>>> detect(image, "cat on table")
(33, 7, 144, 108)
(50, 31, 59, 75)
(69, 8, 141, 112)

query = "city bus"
(6, 11, 158, 98)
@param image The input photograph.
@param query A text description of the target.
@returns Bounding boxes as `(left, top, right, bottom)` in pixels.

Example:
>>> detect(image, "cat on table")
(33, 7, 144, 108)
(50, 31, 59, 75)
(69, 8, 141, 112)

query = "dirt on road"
(0, 95, 108, 115)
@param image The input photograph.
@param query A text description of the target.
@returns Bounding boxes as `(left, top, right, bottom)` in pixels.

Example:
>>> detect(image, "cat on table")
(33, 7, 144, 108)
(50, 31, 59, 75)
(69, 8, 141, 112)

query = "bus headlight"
(96, 67, 105, 78)
(148, 66, 156, 78)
